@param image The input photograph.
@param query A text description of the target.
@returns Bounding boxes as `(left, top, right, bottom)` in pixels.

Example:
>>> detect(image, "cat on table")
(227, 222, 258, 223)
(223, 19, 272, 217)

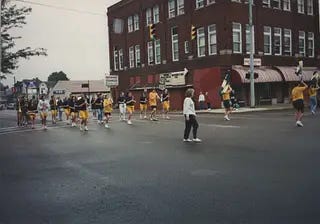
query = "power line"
(13, 0, 106, 17)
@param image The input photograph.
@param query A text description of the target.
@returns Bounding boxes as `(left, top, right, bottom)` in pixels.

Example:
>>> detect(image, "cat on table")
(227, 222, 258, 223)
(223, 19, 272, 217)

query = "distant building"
(39, 82, 48, 95)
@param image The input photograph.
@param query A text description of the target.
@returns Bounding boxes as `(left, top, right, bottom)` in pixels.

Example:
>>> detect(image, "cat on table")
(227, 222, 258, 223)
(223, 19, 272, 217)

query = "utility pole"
(249, 0, 255, 107)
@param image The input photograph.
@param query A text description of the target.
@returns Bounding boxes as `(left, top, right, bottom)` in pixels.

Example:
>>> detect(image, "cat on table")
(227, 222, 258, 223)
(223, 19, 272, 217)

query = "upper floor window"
(171, 27, 179, 61)
(129, 46, 135, 68)
(127, 16, 133, 33)
(246, 24, 255, 54)
(147, 41, 154, 65)
(197, 27, 206, 57)
(283, 29, 292, 56)
(155, 39, 161, 64)
(262, 0, 270, 7)
(153, 5, 160, 24)
(283, 0, 290, 11)
(208, 24, 217, 55)
(119, 49, 124, 70)
(168, 0, 176, 18)
(307, 0, 313, 15)
(113, 48, 119, 71)
(133, 14, 139, 31)
(272, 0, 281, 9)
(177, 0, 184, 15)
(307, 32, 314, 57)
(297, 0, 304, 13)
(196, 0, 205, 9)
(146, 8, 152, 25)
(264, 26, 272, 55)
(273, 27, 282, 55)
(298, 31, 305, 57)
(135, 45, 141, 67)
(232, 23, 242, 54)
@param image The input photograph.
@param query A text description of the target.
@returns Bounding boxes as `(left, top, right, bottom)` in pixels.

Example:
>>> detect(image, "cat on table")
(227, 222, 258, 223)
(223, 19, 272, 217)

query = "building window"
(262, 0, 270, 7)
(272, 0, 280, 9)
(299, 31, 305, 57)
(127, 16, 133, 33)
(184, 41, 190, 54)
(155, 39, 161, 64)
(297, 0, 304, 13)
(171, 27, 179, 61)
(232, 23, 242, 54)
(147, 41, 154, 65)
(197, 27, 206, 57)
(113, 49, 119, 71)
(196, 0, 205, 9)
(207, 0, 215, 4)
(283, 0, 290, 11)
(135, 45, 141, 67)
(283, 29, 292, 56)
(133, 14, 139, 31)
(246, 24, 255, 54)
(177, 0, 184, 15)
(129, 46, 135, 68)
(273, 27, 282, 55)
(307, 32, 314, 57)
(168, 0, 176, 18)
(208, 24, 217, 55)
(307, 0, 313, 15)
(264, 26, 272, 55)
(146, 8, 152, 25)
(119, 49, 124, 70)
(153, 5, 160, 24)
(147, 75, 153, 83)
(135, 76, 141, 84)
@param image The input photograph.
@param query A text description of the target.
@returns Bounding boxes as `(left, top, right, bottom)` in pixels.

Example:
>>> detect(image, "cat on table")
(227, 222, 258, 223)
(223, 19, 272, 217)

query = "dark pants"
(199, 101, 205, 110)
(184, 115, 199, 139)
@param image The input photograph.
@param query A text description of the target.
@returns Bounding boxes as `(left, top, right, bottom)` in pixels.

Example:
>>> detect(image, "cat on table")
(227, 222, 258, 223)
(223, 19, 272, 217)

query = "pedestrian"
(118, 92, 126, 121)
(103, 94, 113, 128)
(77, 94, 89, 131)
(91, 96, 97, 118)
(139, 90, 148, 119)
(222, 85, 233, 121)
(291, 81, 308, 127)
(37, 95, 50, 130)
(95, 93, 103, 125)
(205, 92, 211, 110)
(27, 95, 38, 129)
(49, 95, 57, 124)
(16, 96, 23, 127)
(198, 91, 205, 110)
(63, 96, 71, 124)
(308, 84, 319, 115)
(149, 88, 160, 121)
(126, 91, 136, 125)
(183, 88, 201, 143)
(57, 97, 63, 121)
(162, 89, 170, 119)
(20, 96, 28, 126)
(69, 95, 77, 127)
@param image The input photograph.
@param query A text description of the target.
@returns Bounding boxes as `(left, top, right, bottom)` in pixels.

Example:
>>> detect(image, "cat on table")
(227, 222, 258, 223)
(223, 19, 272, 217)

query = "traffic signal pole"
(249, 0, 255, 108)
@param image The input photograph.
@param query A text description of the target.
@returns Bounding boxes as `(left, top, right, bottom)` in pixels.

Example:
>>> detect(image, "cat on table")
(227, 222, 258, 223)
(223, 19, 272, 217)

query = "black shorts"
(293, 99, 304, 112)
(151, 105, 157, 110)
(223, 100, 231, 109)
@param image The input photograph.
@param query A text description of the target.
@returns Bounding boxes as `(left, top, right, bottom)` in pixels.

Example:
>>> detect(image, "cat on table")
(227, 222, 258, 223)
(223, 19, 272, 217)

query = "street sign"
(243, 58, 261, 66)
(105, 75, 119, 86)
(159, 71, 186, 86)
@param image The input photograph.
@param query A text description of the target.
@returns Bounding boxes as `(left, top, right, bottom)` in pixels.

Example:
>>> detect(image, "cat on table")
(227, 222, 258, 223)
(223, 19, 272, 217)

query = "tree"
(1, 1, 47, 76)
(47, 71, 69, 83)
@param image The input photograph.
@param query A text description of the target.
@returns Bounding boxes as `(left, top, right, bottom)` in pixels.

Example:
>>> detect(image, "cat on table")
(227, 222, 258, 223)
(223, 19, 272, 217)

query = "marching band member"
(139, 91, 148, 119)
(49, 95, 58, 124)
(162, 89, 170, 119)
(126, 91, 136, 125)
(37, 95, 50, 130)
(27, 95, 38, 129)
(149, 88, 160, 121)
(103, 94, 113, 128)
(77, 95, 89, 131)
(69, 96, 77, 127)
(222, 85, 233, 121)
(291, 81, 308, 127)
(118, 92, 126, 121)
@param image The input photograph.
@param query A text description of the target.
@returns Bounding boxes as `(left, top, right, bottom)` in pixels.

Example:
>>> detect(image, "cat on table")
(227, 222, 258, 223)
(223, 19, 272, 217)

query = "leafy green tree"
(47, 71, 69, 83)
(1, 0, 47, 75)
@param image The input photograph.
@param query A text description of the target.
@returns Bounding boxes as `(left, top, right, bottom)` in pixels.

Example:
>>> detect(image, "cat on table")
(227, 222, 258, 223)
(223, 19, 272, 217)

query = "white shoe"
(224, 116, 230, 121)
(105, 124, 109, 129)
(84, 126, 89, 131)
(193, 138, 202, 143)
(166, 116, 170, 120)
(296, 121, 303, 127)
(80, 126, 83, 131)
(140, 115, 142, 119)
(144, 116, 147, 119)
(127, 120, 132, 125)
(183, 139, 192, 142)
(44, 126, 47, 130)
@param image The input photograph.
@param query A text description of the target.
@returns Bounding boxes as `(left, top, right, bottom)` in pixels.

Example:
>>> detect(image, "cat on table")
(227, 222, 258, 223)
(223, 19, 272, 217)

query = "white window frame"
(207, 0, 216, 5)
(155, 39, 161, 65)
(129, 46, 135, 68)
(153, 5, 160, 24)
(208, 24, 217, 55)
(197, 27, 206, 57)
(307, 32, 314, 57)
(299, 31, 305, 57)
(168, 0, 176, 18)
(283, 0, 290, 11)
(177, 0, 184, 15)
(119, 49, 124, 70)
(307, 0, 313, 15)
(135, 45, 141, 67)
(113, 49, 119, 71)
(196, 0, 205, 9)
(232, 23, 242, 54)
(147, 41, 154, 65)
(127, 16, 133, 33)
(133, 14, 139, 31)
(297, 0, 304, 13)
(146, 8, 152, 25)
(272, 0, 281, 9)
(246, 24, 255, 54)
(262, 0, 270, 7)
(184, 41, 190, 54)
(264, 26, 272, 55)
(283, 29, 292, 56)
(273, 27, 282, 56)
(171, 27, 179, 61)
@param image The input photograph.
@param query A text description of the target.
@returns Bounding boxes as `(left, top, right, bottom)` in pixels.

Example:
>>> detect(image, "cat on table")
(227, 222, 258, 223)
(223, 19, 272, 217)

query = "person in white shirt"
(37, 95, 50, 130)
(198, 91, 205, 110)
(183, 88, 201, 143)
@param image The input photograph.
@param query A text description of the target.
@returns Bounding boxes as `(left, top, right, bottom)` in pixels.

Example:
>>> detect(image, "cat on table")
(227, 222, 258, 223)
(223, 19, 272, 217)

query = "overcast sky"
(4, 0, 120, 86)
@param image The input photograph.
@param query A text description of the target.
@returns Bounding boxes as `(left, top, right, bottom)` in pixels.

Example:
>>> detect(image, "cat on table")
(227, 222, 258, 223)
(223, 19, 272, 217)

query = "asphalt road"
(0, 109, 319, 224)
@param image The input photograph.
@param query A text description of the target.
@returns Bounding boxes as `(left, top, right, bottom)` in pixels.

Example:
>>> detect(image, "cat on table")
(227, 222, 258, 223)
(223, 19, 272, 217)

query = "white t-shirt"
(183, 97, 196, 117)
(198, 94, 205, 102)
(38, 99, 50, 112)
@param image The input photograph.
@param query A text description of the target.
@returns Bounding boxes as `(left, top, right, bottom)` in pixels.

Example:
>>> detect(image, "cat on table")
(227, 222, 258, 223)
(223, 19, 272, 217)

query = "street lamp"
(249, 0, 255, 107)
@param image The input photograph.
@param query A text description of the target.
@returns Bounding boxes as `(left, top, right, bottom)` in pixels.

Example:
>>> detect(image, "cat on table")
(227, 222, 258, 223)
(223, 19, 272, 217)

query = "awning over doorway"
(232, 66, 283, 83)
(275, 67, 318, 82)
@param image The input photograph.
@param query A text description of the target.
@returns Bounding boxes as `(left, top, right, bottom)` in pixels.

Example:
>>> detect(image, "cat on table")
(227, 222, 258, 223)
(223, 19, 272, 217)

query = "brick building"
(107, 0, 320, 109)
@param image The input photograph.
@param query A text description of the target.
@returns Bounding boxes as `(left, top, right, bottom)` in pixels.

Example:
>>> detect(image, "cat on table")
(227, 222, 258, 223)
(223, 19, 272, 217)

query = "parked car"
(7, 103, 15, 110)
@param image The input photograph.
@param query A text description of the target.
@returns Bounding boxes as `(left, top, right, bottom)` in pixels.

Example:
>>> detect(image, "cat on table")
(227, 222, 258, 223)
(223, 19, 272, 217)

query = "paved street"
(0, 109, 319, 224)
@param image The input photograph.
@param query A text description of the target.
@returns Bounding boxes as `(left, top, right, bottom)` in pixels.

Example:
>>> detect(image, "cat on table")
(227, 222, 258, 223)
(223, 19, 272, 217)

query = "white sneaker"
(105, 124, 109, 129)
(140, 115, 142, 119)
(183, 139, 192, 142)
(44, 126, 47, 130)
(296, 121, 303, 127)
(84, 126, 89, 131)
(80, 126, 83, 131)
(144, 116, 147, 119)
(224, 115, 230, 121)
(166, 116, 170, 120)
(193, 138, 202, 143)
(127, 120, 132, 125)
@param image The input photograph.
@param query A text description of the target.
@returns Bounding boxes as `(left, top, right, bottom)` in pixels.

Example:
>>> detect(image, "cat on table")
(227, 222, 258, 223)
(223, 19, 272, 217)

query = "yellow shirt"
(222, 91, 231, 101)
(103, 98, 113, 113)
(149, 92, 158, 106)
(291, 86, 307, 101)
(309, 87, 317, 97)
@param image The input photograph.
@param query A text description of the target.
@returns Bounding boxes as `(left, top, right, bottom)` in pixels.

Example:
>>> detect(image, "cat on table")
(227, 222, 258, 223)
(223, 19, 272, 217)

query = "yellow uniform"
(65, 108, 71, 116)
(163, 101, 170, 110)
(103, 98, 113, 114)
(149, 92, 158, 108)
(79, 110, 89, 120)
(140, 104, 147, 111)
(291, 86, 307, 101)
(309, 87, 317, 97)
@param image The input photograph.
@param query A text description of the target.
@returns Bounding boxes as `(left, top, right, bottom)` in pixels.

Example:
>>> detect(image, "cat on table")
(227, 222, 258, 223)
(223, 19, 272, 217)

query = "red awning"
(275, 67, 318, 82)
(232, 66, 283, 83)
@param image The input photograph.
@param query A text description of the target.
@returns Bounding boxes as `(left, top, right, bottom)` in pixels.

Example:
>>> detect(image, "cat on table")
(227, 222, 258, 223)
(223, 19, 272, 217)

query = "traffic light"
(245, 72, 259, 79)
(149, 24, 156, 40)
(191, 25, 196, 40)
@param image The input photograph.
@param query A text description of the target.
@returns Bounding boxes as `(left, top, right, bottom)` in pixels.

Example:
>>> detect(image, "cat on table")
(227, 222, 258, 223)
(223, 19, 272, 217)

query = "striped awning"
(275, 67, 319, 82)
(232, 66, 283, 83)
